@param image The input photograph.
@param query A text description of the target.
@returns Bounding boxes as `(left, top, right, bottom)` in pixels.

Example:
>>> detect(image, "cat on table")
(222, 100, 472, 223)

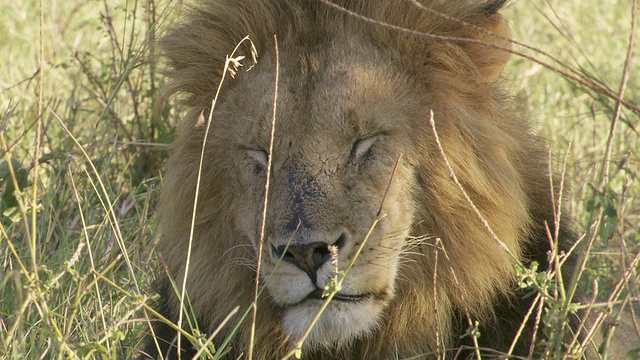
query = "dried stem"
(248, 34, 279, 360)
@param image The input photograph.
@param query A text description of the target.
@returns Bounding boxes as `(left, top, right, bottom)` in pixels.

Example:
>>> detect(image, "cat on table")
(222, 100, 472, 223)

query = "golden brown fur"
(144, 1, 581, 358)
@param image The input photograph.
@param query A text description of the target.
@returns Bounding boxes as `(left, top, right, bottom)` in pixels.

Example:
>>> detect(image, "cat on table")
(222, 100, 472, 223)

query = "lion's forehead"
(222, 44, 422, 149)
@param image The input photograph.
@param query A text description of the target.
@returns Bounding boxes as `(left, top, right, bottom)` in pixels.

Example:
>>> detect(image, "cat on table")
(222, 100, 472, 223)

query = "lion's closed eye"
(247, 149, 268, 170)
(351, 135, 379, 161)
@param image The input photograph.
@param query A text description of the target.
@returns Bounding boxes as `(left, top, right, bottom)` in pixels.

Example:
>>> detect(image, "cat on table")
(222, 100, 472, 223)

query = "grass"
(504, 1, 640, 298)
(1, 0, 638, 358)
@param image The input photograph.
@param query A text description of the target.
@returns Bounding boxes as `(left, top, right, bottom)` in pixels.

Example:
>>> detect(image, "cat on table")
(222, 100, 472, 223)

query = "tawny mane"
(147, 1, 576, 359)
(158, 0, 510, 111)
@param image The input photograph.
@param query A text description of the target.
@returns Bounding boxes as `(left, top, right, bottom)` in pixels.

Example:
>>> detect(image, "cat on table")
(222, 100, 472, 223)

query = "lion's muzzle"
(270, 233, 347, 284)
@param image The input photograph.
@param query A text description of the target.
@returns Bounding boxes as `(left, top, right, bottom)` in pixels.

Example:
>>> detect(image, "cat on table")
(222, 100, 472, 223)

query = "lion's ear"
(463, 14, 512, 83)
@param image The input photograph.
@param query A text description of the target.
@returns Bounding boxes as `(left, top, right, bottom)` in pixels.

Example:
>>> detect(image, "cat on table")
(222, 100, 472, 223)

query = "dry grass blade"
(177, 35, 256, 355)
(249, 34, 279, 360)
(429, 110, 517, 261)
(319, 0, 640, 115)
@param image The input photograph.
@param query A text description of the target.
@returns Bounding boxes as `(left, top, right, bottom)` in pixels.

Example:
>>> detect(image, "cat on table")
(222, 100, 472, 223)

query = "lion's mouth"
(284, 289, 378, 307)
(282, 288, 374, 308)
(306, 288, 372, 302)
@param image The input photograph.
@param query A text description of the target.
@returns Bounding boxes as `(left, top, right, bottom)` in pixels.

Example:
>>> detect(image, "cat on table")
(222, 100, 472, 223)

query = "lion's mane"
(145, 1, 577, 359)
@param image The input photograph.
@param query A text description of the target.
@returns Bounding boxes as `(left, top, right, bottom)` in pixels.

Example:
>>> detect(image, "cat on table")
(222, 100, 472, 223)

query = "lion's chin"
(280, 295, 386, 349)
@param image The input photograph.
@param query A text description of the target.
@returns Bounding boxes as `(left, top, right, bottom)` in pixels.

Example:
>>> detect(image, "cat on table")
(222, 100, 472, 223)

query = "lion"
(142, 0, 598, 358)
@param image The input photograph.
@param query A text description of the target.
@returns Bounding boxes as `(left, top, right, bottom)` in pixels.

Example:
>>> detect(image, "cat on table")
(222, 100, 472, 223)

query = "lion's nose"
(271, 234, 347, 283)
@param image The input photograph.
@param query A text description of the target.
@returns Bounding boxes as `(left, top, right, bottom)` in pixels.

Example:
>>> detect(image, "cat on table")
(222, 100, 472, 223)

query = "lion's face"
(209, 42, 426, 347)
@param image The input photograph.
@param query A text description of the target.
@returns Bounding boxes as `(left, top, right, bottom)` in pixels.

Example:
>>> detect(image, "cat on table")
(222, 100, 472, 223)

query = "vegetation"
(1, 0, 638, 358)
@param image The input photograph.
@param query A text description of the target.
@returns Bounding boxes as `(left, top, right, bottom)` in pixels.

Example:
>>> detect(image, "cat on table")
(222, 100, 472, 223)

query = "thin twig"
(432, 245, 442, 359)
(33, 0, 44, 281)
(177, 36, 255, 356)
(194, 306, 240, 359)
(567, 1, 638, 350)
(428, 110, 517, 260)
(508, 293, 541, 356)
(378, 153, 403, 216)
(318, 0, 640, 115)
(249, 34, 279, 360)
(601, 0, 636, 183)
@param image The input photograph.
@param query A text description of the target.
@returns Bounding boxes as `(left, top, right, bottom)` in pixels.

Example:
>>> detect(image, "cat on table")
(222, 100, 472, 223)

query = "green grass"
(1, 0, 638, 358)
(504, 1, 640, 297)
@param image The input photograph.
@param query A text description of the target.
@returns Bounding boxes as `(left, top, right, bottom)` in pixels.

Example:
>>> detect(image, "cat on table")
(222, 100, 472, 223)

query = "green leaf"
(598, 220, 616, 241)
(0, 158, 30, 210)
